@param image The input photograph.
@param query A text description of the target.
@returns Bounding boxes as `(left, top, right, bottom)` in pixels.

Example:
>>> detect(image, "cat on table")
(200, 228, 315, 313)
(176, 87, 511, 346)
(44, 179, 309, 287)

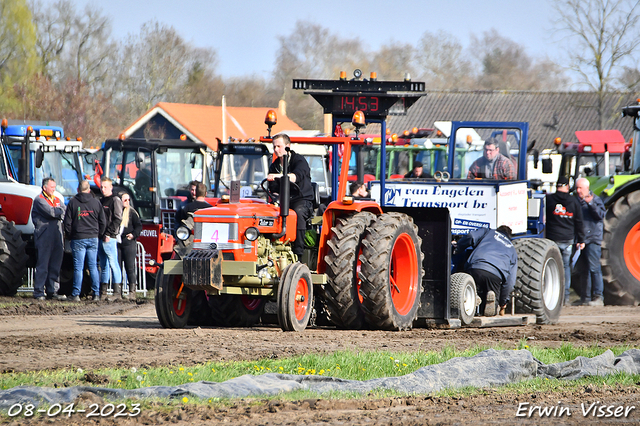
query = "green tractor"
(599, 100, 640, 304)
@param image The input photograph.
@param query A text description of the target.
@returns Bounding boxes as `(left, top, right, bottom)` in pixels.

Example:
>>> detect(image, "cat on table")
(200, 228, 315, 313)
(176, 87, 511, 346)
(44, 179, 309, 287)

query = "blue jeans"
(70, 238, 100, 297)
(99, 238, 122, 284)
(556, 241, 573, 301)
(583, 243, 604, 301)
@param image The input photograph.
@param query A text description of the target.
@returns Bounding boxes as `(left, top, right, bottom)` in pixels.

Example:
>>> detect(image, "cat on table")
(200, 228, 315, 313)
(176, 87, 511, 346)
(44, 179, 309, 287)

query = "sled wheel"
(601, 191, 640, 304)
(513, 238, 563, 324)
(450, 272, 476, 326)
(209, 294, 266, 327)
(278, 263, 313, 332)
(155, 266, 191, 328)
(0, 217, 28, 296)
(360, 212, 423, 330)
(324, 211, 376, 329)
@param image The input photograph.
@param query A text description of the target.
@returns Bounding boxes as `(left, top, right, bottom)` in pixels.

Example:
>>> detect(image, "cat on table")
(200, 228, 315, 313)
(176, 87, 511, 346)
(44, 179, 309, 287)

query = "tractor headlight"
(176, 226, 190, 241)
(245, 227, 260, 241)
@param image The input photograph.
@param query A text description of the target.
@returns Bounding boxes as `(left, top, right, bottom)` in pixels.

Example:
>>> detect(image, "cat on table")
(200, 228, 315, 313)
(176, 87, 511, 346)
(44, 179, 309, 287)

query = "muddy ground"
(1, 296, 639, 425)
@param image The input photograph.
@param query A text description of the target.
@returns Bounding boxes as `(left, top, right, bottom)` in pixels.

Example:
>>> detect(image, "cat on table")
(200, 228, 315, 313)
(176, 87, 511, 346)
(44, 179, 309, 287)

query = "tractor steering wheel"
(260, 178, 301, 204)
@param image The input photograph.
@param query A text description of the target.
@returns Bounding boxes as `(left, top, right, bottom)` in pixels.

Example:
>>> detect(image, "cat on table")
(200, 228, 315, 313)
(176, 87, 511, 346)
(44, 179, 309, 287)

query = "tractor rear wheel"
(0, 217, 28, 296)
(450, 272, 476, 326)
(513, 238, 563, 324)
(277, 263, 313, 332)
(155, 267, 191, 328)
(359, 213, 423, 330)
(209, 295, 266, 327)
(324, 211, 376, 329)
(601, 191, 640, 305)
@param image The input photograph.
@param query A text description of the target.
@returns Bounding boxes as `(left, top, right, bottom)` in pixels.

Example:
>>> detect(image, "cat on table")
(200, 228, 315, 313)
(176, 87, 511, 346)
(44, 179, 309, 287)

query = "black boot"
(108, 283, 122, 301)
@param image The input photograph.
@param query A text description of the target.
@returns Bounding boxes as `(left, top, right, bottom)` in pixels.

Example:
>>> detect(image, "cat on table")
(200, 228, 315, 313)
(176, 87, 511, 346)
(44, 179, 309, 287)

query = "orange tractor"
(156, 111, 425, 331)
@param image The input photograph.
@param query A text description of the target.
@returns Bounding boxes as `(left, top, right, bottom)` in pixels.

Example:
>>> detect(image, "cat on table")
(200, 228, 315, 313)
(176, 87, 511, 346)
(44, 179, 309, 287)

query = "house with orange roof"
(122, 101, 302, 150)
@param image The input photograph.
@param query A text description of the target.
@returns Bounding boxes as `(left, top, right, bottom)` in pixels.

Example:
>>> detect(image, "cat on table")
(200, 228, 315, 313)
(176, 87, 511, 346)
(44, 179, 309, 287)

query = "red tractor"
(156, 111, 424, 331)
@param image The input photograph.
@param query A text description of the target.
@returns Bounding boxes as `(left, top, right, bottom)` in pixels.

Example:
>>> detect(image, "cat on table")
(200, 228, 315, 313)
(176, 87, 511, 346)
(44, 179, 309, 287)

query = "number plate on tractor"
(201, 223, 229, 244)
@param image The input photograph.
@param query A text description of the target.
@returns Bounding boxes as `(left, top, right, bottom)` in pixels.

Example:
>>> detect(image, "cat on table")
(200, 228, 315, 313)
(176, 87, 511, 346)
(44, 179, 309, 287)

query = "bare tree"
(553, 0, 640, 128)
(114, 20, 218, 117)
(30, 0, 73, 78)
(274, 20, 369, 130)
(415, 31, 475, 89)
(371, 41, 415, 81)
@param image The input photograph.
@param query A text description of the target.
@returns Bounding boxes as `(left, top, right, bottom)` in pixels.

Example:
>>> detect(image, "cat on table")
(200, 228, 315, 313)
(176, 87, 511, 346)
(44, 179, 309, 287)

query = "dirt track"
(1, 297, 640, 425)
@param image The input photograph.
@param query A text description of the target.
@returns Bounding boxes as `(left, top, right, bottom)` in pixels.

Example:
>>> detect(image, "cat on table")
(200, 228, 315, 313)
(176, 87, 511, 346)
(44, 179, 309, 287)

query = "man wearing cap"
(404, 161, 431, 178)
(545, 176, 585, 306)
(467, 138, 516, 180)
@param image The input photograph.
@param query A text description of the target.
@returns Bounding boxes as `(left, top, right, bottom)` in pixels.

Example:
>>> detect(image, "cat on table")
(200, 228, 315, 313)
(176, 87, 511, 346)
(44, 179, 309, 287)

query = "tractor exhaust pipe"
(272, 148, 290, 239)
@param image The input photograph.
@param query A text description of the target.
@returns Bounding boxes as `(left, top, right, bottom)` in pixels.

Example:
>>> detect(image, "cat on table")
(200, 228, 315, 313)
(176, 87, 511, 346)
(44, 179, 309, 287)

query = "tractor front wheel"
(155, 267, 191, 328)
(359, 213, 423, 330)
(513, 238, 564, 324)
(277, 263, 313, 332)
(601, 191, 640, 305)
(450, 272, 477, 326)
(0, 217, 27, 296)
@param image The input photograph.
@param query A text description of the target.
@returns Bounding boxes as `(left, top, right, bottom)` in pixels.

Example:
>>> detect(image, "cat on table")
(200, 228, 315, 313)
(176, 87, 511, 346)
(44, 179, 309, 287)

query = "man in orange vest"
(31, 177, 66, 301)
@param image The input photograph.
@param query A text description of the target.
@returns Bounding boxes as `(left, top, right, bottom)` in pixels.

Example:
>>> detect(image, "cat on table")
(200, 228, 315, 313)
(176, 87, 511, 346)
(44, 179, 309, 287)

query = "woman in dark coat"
(118, 193, 142, 300)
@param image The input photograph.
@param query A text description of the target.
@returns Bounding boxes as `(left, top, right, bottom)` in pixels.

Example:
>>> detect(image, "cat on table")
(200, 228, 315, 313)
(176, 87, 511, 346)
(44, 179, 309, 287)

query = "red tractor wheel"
(155, 266, 191, 328)
(359, 213, 423, 330)
(324, 211, 376, 329)
(602, 191, 640, 305)
(277, 263, 313, 332)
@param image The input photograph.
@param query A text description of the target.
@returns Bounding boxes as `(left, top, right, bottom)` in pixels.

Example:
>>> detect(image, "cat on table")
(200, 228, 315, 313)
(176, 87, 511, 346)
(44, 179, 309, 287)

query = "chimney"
(278, 99, 286, 117)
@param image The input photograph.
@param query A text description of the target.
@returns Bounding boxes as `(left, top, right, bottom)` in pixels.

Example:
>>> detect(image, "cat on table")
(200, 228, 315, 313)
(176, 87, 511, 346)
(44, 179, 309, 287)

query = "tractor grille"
(162, 212, 176, 232)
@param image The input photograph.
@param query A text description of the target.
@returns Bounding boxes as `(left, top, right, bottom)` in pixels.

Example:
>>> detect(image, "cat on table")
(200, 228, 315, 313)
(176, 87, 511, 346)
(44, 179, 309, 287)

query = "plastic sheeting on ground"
(1, 348, 639, 409)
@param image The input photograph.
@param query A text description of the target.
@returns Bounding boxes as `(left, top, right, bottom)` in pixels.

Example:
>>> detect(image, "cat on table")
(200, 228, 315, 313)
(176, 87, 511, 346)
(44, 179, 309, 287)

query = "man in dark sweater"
(267, 133, 314, 259)
(64, 180, 106, 301)
(545, 176, 585, 306)
(175, 182, 211, 225)
(454, 226, 518, 316)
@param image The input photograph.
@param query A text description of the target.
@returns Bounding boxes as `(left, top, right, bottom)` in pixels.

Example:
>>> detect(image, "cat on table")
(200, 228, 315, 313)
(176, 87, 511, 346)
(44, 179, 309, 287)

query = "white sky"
(37, 0, 560, 79)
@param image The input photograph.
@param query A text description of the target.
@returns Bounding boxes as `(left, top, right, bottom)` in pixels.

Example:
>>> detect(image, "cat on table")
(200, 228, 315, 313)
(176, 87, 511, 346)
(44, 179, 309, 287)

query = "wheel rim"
(389, 233, 419, 316)
(462, 283, 475, 317)
(542, 257, 561, 310)
(294, 277, 310, 321)
(356, 247, 364, 304)
(241, 295, 262, 311)
(623, 221, 640, 281)
(171, 276, 187, 316)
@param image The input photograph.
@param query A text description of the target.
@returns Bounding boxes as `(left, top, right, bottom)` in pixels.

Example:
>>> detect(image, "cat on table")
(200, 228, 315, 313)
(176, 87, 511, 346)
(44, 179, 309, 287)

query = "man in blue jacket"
(575, 178, 606, 306)
(454, 225, 518, 316)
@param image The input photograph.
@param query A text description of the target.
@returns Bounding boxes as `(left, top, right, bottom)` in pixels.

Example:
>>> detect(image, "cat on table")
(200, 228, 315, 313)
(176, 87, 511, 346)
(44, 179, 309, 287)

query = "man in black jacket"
(267, 133, 314, 259)
(176, 182, 211, 225)
(64, 180, 106, 301)
(545, 176, 585, 306)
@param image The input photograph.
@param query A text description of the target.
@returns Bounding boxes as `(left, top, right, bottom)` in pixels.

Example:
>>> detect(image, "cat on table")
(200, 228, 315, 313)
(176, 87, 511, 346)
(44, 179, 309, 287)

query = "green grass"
(1, 342, 636, 392)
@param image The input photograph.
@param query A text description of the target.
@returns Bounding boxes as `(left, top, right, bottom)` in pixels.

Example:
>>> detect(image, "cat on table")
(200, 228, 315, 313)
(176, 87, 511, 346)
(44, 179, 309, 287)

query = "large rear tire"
(209, 295, 266, 327)
(601, 191, 640, 305)
(0, 217, 28, 296)
(513, 238, 564, 324)
(155, 267, 191, 328)
(277, 263, 313, 332)
(359, 212, 423, 330)
(450, 272, 476, 326)
(324, 211, 376, 329)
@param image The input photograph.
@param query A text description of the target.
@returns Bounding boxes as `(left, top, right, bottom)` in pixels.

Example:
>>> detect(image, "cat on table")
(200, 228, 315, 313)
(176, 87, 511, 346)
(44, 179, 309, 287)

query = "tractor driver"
(267, 133, 314, 259)
(467, 138, 516, 180)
